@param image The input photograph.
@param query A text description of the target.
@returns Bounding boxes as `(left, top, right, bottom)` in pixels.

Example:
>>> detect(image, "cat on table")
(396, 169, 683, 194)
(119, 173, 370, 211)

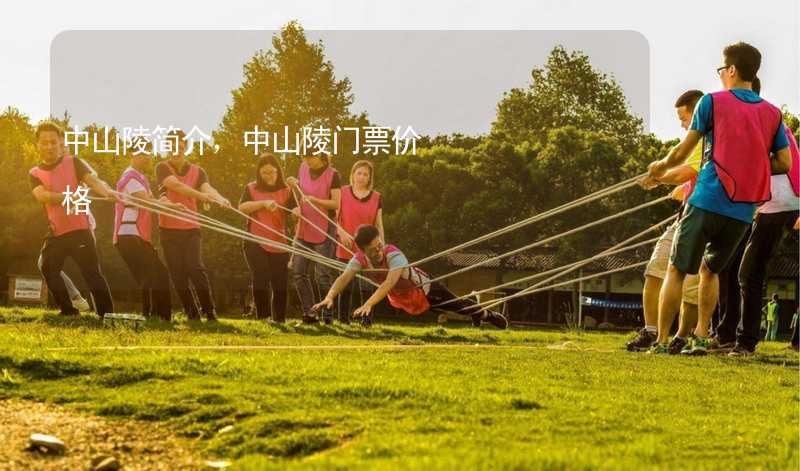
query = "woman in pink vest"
(238, 154, 297, 322)
(335, 160, 384, 323)
(29, 121, 116, 317)
(286, 155, 341, 324)
(155, 129, 231, 322)
(114, 138, 181, 321)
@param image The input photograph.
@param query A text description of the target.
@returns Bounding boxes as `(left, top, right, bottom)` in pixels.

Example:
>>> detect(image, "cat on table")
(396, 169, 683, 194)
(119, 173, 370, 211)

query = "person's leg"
(161, 230, 199, 319)
(39, 236, 75, 315)
(791, 318, 799, 349)
(71, 230, 114, 317)
(182, 230, 216, 320)
(694, 261, 719, 338)
(426, 281, 507, 328)
(244, 242, 270, 319)
(736, 212, 793, 352)
(714, 233, 747, 344)
(677, 302, 698, 338)
(117, 236, 152, 316)
(267, 251, 290, 323)
(314, 239, 336, 323)
(146, 244, 172, 321)
(38, 252, 84, 305)
(657, 265, 686, 343)
(336, 257, 353, 323)
(291, 240, 317, 321)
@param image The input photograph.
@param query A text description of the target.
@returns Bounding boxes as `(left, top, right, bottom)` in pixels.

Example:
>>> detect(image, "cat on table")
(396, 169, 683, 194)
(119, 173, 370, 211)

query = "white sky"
(1, 0, 798, 141)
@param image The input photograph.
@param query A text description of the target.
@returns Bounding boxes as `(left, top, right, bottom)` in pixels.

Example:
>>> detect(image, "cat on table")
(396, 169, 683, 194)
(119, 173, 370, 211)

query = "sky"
(1, 0, 798, 141)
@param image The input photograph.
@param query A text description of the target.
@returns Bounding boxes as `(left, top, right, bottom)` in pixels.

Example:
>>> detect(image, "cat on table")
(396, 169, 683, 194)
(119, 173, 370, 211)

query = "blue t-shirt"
(688, 88, 789, 223)
(346, 249, 409, 272)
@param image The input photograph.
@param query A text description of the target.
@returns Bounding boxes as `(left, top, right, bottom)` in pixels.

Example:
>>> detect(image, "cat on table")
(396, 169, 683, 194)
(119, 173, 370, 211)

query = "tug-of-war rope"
(99, 170, 670, 315)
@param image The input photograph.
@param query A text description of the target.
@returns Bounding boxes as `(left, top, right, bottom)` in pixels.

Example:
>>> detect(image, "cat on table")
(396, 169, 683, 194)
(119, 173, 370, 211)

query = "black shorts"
(670, 205, 750, 275)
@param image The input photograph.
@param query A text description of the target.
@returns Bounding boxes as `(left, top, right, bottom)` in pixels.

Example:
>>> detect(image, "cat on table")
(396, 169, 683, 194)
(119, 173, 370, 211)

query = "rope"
(477, 260, 650, 313)
(407, 173, 645, 268)
(418, 194, 670, 287)
(432, 213, 676, 308)
(290, 184, 355, 257)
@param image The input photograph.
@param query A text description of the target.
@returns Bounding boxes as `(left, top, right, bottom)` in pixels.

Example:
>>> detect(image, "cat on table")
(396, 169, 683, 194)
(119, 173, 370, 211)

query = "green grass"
(0, 306, 797, 470)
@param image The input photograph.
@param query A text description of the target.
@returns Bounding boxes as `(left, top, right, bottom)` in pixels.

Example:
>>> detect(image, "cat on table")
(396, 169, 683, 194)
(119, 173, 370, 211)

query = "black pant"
(160, 228, 215, 319)
(243, 242, 289, 322)
(714, 228, 749, 343)
(737, 210, 798, 350)
(426, 281, 483, 318)
(39, 229, 113, 316)
(116, 235, 172, 320)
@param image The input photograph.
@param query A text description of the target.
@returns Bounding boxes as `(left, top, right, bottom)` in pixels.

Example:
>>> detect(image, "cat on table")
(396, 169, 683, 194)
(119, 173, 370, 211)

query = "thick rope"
(407, 173, 645, 268)
(433, 213, 677, 308)
(418, 194, 670, 287)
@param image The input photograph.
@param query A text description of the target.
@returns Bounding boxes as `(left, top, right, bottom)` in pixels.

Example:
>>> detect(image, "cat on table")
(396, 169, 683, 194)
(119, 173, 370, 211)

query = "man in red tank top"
(155, 129, 231, 322)
(29, 122, 116, 317)
(313, 225, 508, 329)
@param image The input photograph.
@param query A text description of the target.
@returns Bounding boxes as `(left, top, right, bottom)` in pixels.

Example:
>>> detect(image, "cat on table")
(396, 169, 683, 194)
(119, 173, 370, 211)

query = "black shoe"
(471, 312, 483, 327)
(727, 344, 755, 357)
(484, 311, 508, 329)
(667, 336, 688, 355)
(186, 311, 201, 322)
(59, 308, 80, 317)
(359, 315, 373, 328)
(626, 328, 657, 352)
(302, 315, 320, 325)
(205, 312, 219, 322)
(322, 315, 333, 326)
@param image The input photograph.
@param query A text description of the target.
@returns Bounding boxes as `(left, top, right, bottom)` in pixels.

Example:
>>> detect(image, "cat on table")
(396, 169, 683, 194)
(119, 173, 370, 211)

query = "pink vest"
(337, 185, 381, 259)
(711, 90, 782, 203)
(298, 162, 336, 244)
(29, 154, 90, 237)
(246, 182, 292, 253)
(158, 162, 200, 230)
(113, 168, 153, 244)
(783, 126, 800, 197)
(355, 244, 431, 315)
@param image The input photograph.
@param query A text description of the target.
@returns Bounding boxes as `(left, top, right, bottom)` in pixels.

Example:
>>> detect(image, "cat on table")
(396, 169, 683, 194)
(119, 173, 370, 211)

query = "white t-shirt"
(118, 167, 147, 237)
(759, 175, 800, 214)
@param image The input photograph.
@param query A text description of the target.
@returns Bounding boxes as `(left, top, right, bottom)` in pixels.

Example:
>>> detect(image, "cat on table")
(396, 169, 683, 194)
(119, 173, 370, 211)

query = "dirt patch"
(0, 399, 205, 470)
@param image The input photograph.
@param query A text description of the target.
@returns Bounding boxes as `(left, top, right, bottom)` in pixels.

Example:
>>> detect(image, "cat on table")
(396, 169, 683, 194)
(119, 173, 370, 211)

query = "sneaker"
(647, 343, 669, 354)
(682, 336, 710, 356)
(302, 315, 320, 325)
(59, 307, 80, 317)
(484, 311, 509, 329)
(727, 344, 755, 357)
(707, 337, 735, 354)
(626, 328, 657, 352)
(71, 296, 91, 312)
(667, 336, 688, 355)
(322, 314, 333, 326)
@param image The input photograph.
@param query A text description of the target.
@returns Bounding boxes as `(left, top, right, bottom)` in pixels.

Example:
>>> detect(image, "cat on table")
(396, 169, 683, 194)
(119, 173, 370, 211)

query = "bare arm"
(648, 131, 702, 178)
(359, 268, 402, 311)
(239, 200, 275, 214)
(314, 268, 359, 311)
(199, 182, 231, 207)
(306, 188, 341, 211)
(771, 147, 792, 174)
(81, 173, 114, 199)
(375, 209, 385, 243)
(31, 185, 64, 205)
(163, 175, 210, 201)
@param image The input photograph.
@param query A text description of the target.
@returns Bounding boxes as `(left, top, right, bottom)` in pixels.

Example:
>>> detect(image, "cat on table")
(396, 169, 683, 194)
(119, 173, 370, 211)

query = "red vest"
(297, 162, 335, 244)
(784, 126, 800, 197)
(158, 162, 200, 230)
(355, 244, 430, 315)
(29, 155, 90, 237)
(113, 168, 153, 244)
(337, 185, 381, 259)
(246, 182, 292, 253)
(710, 90, 782, 203)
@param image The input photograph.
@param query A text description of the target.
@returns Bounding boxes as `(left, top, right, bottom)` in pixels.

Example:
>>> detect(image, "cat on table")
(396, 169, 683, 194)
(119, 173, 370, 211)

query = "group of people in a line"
(28, 126, 508, 329)
(627, 41, 799, 356)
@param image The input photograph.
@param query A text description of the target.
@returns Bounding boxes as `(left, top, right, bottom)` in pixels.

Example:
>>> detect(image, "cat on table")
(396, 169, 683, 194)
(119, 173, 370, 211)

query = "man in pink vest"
(313, 225, 508, 329)
(647, 42, 792, 355)
(155, 129, 230, 322)
(29, 121, 116, 317)
(286, 154, 341, 324)
(114, 138, 182, 321)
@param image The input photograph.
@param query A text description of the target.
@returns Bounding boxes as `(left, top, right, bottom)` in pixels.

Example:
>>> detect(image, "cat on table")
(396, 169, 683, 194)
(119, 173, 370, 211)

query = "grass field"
(0, 306, 797, 470)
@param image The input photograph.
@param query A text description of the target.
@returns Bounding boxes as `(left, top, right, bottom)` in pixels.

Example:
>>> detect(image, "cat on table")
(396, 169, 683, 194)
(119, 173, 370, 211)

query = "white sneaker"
(71, 296, 91, 312)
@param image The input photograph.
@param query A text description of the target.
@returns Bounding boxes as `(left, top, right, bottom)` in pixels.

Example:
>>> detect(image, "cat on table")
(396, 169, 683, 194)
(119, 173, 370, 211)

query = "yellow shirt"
(685, 140, 702, 173)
